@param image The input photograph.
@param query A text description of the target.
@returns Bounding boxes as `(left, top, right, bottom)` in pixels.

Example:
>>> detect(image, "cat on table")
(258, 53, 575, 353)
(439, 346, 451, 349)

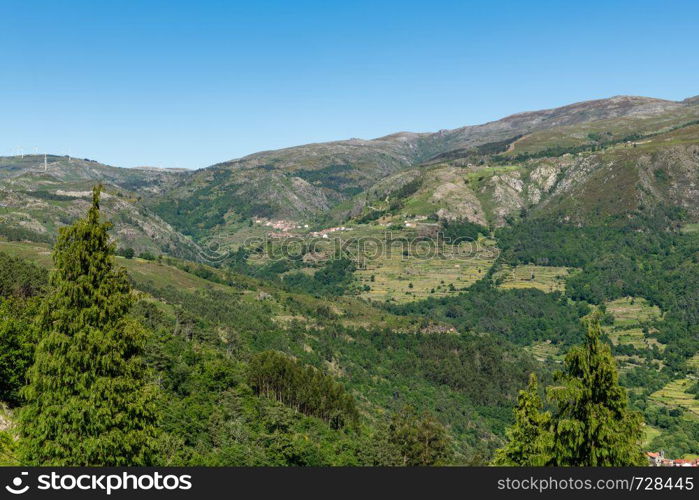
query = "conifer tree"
(492, 373, 552, 466)
(548, 314, 645, 466)
(494, 314, 645, 466)
(19, 185, 160, 466)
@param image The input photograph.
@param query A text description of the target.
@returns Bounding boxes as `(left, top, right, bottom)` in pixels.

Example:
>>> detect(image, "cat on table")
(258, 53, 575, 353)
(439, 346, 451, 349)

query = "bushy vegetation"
(0, 300, 38, 409)
(390, 281, 588, 346)
(0, 253, 47, 407)
(296, 164, 362, 196)
(0, 225, 53, 244)
(441, 218, 489, 242)
(0, 251, 47, 298)
(149, 170, 275, 238)
(283, 257, 356, 296)
(248, 351, 359, 429)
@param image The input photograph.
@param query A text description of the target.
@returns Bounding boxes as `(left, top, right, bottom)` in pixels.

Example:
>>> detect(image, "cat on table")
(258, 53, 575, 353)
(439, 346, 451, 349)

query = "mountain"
(352, 105, 699, 227)
(2, 94, 698, 250)
(146, 95, 699, 238)
(2, 94, 698, 463)
(0, 155, 201, 259)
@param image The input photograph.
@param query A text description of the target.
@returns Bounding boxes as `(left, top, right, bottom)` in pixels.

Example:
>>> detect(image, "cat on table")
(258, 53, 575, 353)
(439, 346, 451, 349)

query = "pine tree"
(19, 185, 160, 466)
(492, 373, 552, 466)
(547, 313, 646, 466)
(494, 314, 645, 466)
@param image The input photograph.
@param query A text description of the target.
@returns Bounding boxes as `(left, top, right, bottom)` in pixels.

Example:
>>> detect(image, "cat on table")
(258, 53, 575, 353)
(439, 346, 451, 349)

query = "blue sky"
(2, 0, 698, 169)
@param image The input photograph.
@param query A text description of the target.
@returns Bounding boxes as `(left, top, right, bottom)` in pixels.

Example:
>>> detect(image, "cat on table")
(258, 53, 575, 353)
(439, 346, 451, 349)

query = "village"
(252, 217, 357, 240)
(647, 451, 699, 467)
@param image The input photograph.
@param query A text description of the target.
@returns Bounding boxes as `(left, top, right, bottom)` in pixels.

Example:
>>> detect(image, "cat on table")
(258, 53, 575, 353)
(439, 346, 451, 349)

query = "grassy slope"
(503, 103, 699, 156)
(494, 264, 572, 293)
(0, 240, 413, 332)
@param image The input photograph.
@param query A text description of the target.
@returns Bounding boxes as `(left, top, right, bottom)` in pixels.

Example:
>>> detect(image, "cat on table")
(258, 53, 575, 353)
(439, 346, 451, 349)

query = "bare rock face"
(530, 162, 561, 193)
(429, 168, 488, 225)
(487, 172, 525, 224)
(0, 404, 12, 432)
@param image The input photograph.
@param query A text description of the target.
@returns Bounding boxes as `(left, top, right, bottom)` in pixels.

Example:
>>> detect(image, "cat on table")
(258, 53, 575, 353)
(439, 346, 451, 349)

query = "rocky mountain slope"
(333, 97, 699, 227)
(148, 95, 698, 234)
(0, 155, 201, 259)
(1, 94, 697, 256)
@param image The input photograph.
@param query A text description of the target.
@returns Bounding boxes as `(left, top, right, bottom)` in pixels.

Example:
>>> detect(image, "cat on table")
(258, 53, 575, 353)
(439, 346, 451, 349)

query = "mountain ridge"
(1, 93, 697, 253)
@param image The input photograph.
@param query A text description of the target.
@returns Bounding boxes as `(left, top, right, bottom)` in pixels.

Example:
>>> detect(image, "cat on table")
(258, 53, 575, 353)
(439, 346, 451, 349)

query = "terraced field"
(603, 297, 665, 357)
(525, 296, 668, 378)
(355, 253, 495, 303)
(607, 328, 665, 351)
(650, 379, 699, 421)
(494, 264, 571, 293)
(606, 297, 662, 326)
(524, 341, 564, 363)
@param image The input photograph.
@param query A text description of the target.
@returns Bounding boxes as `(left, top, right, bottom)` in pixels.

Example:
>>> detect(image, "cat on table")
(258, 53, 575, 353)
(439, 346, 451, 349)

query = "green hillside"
(1, 94, 698, 463)
(0, 238, 542, 464)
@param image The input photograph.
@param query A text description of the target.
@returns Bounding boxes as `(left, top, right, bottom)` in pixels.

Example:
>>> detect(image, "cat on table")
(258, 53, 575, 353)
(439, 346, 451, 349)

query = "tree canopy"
(19, 185, 161, 466)
(494, 315, 645, 466)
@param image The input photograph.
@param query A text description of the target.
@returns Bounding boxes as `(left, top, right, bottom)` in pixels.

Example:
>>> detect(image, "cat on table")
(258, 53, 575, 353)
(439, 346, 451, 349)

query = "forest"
(0, 187, 696, 465)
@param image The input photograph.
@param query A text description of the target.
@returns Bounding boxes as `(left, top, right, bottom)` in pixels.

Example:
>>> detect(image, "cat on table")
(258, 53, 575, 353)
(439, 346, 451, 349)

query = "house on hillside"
(647, 451, 699, 467)
(647, 451, 664, 466)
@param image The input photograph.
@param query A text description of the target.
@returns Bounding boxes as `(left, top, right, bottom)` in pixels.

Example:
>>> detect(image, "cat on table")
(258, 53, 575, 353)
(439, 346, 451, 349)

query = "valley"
(1, 94, 698, 464)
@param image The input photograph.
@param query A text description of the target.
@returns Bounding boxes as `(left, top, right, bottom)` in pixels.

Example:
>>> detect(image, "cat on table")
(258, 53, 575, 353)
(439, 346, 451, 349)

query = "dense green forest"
(0, 185, 696, 465)
(493, 211, 699, 457)
(389, 282, 589, 346)
(0, 188, 551, 465)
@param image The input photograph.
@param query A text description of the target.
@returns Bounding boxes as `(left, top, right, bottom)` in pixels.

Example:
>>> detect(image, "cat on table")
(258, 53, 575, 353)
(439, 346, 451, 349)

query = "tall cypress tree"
(492, 373, 552, 466)
(494, 314, 645, 466)
(548, 314, 645, 466)
(19, 185, 160, 466)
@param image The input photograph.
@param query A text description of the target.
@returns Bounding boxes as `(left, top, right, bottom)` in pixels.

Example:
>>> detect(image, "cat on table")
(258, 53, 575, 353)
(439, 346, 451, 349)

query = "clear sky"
(2, 0, 698, 169)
